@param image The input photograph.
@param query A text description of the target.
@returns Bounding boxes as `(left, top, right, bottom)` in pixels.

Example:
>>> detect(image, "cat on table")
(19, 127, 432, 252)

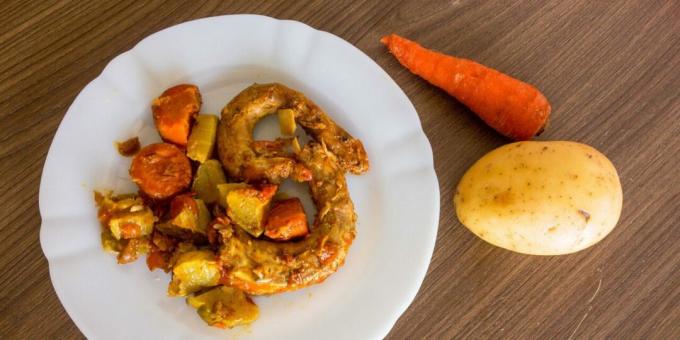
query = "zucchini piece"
(216, 183, 249, 209)
(187, 286, 259, 328)
(101, 229, 122, 254)
(291, 136, 302, 154)
(192, 160, 227, 203)
(277, 108, 296, 135)
(226, 184, 277, 237)
(157, 195, 211, 241)
(168, 250, 221, 296)
(94, 191, 154, 240)
(117, 237, 151, 264)
(187, 114, 219, 163)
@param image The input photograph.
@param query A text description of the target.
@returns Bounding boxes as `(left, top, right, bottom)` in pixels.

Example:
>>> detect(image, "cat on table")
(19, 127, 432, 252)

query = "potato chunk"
(226, 184, 277, 237)
(168, 250, 221, 296)
(216, 183, 249, 209)
(94, 192, 154, 240)
(187, 114, 219, 163)
(187, 286, 259, 328)
(156, 194, 211, 241)
(192, 160, 227, 204)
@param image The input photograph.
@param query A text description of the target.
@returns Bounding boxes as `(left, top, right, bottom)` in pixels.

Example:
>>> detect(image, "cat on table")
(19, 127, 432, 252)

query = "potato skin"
(454, 141, 622, 255)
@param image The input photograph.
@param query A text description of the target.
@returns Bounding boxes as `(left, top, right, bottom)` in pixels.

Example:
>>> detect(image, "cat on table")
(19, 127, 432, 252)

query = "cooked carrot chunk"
(264, 198, 309, 241)
(152, 84, 202, 146)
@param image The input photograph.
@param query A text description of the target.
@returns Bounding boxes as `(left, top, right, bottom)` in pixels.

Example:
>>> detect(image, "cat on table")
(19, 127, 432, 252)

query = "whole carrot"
(381, 34, 550, 140)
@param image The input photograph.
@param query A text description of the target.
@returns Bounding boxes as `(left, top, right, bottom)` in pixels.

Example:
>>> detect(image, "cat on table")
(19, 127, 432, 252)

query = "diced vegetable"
(116, 136, 140, 157)
(168, 250, 221, 296)
(151, 231, 176, 252)
(168, 241, 198, 268)
(146, 231, 178, 272)
(157, 195, 211, 240)
(94, 191, 155, 240)
(277, 108, 296, 135)
(108, 210, 155, 240)
(291, 137, 302, 153)
(129, 143, 192, 199)
(146, 249, 171, 272)
(101, 229, 122, 254)
(187, 114, 219, 163)
(151, 84, 201, 146)
(226, 184, 277, 237)
(187, 286, 259, 328)
(192, 160, 227, 203)
(216, 183, 249, 209)
(264, 198, 309, 241)
(117, 237, 151, 264)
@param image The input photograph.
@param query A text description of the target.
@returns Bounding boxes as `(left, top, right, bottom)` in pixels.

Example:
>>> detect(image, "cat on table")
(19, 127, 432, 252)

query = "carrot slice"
(129, 143, 192, 199)
(152, 84, 202, 146)
(381, 34, 551, 140)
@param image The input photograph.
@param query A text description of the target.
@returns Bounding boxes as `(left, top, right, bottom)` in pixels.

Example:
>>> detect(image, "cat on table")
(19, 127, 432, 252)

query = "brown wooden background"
(1, 0, 678, 339)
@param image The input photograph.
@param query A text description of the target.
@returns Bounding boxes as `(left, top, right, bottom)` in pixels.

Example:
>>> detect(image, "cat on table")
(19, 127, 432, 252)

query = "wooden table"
(1, 1, 678, 339)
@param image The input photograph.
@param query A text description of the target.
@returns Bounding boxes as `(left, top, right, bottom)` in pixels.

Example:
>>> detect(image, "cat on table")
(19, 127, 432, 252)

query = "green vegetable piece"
(168, 250, 221, 297)
(160, 197, 211, 240)
(187, 286, 259, 328)
(277, 108, 296, 136)
(226, 184, 276, 237)
(101, 229, 122, 253)
(95, 192, 154, 240)
(187, 114, 219, 163)
(216, 183, 249, 209)
(192, 160, 227, 203)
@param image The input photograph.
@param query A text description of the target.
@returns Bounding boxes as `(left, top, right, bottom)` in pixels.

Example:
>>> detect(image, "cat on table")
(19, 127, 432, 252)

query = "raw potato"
(454, 141, 622, 255)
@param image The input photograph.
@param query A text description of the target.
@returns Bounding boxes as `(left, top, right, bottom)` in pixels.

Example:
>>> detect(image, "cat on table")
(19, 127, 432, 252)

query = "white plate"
(39, 15, 439, 340)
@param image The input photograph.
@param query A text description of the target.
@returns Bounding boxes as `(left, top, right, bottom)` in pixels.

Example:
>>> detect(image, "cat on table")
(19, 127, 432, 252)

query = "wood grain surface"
(1, 0, 678, 339)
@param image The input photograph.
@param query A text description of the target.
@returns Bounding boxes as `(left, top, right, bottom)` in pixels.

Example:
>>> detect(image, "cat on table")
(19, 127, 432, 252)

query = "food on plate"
(277, 108, 297, 135)
(187, 286, 259, 328)
(216, 182, 249, 208)
(155, 194, 211, 241)
(219, 142, 356, 295)
(225, 184, 277, 237)
(168, 250, 222, 296)
(381, 34, 551, 141)
(264, 198, 309, 241)
(152, 84, 202, 146)
(94, 82, 368, 328)
(216, 83, 361, 294)
(129, 143, 192, 199)
(217, 83, 369, 183)
(116, 237, 152, 264)
(95, 192, 155, 240)
(454, 141, 623, 255)
(187, 114, 219, 163)
(192, 160, 227, 203)
(94, 192, 154, 263)
(116, 136, 140, 156)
